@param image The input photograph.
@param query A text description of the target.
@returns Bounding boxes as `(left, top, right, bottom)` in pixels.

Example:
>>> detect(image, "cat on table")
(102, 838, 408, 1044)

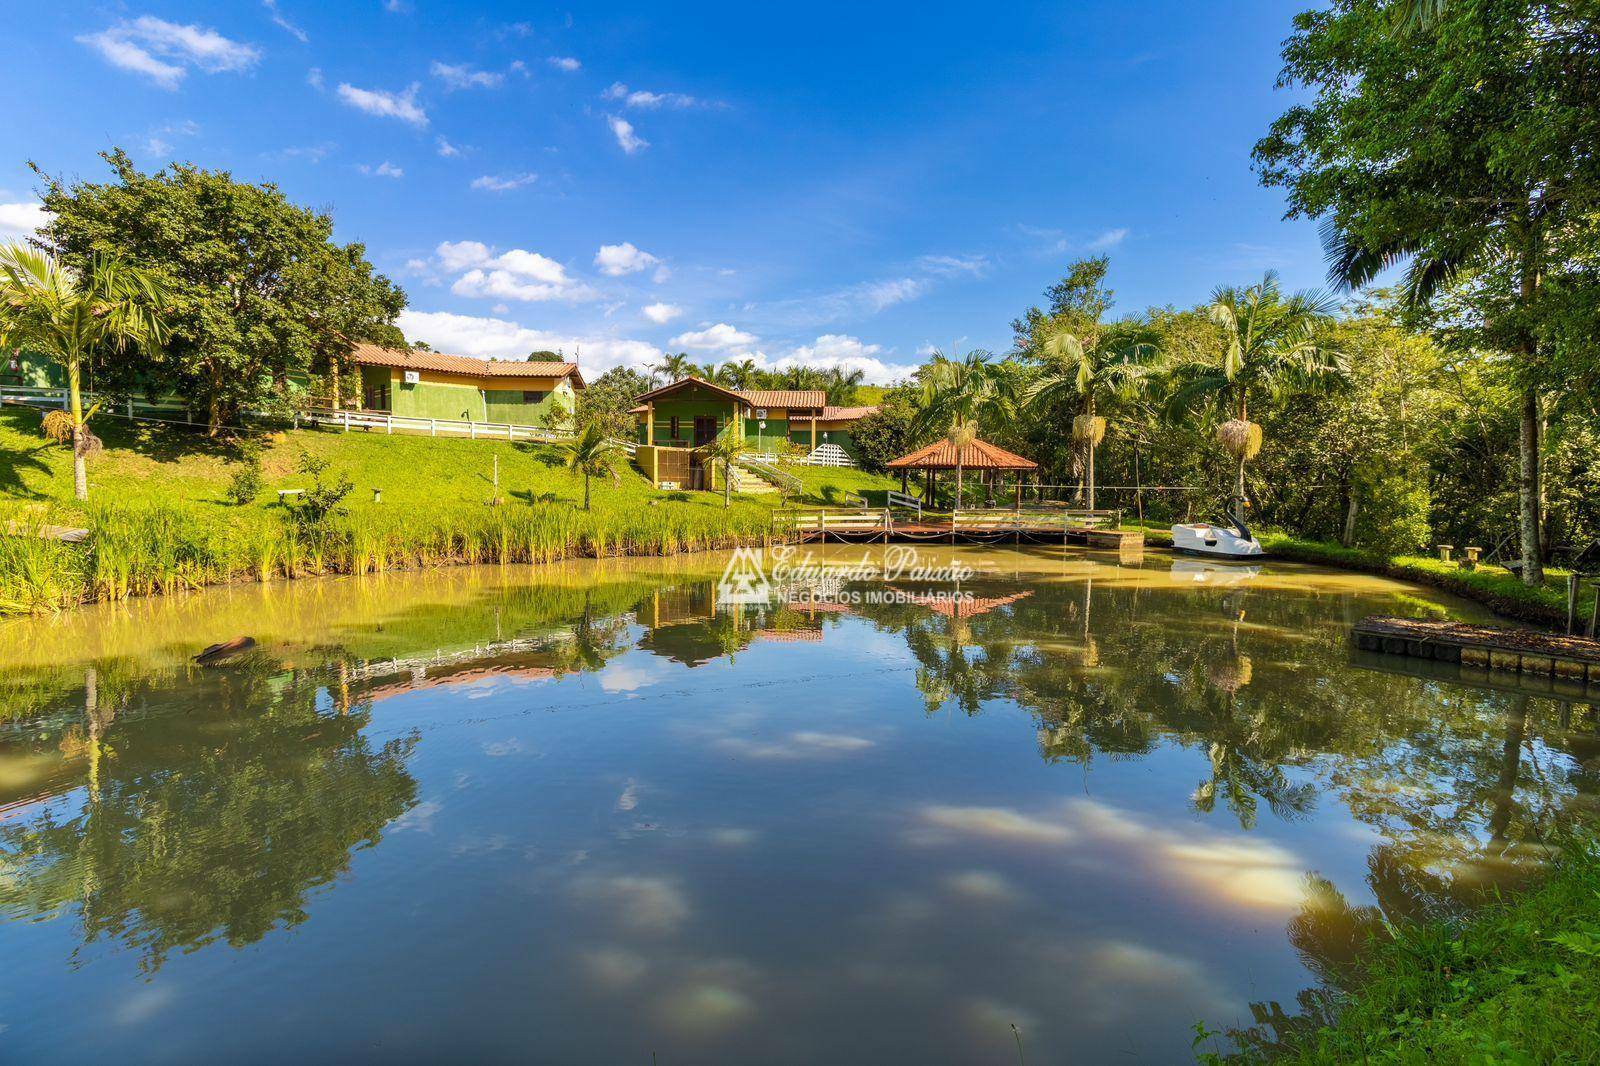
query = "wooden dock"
(1352, 616, 1600, 687)
(773, 507, 1145, 550)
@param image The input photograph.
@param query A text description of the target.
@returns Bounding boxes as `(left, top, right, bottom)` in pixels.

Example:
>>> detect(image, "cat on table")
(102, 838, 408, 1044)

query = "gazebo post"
(900, 469, 908, 495)
(1014, 476, 1021, 512)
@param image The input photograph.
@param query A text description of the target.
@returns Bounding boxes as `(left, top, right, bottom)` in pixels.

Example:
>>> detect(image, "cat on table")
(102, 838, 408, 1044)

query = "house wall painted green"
(1, 351, 66, 389)
(639, 387, 744, 447)
(362, 366, 576, 428)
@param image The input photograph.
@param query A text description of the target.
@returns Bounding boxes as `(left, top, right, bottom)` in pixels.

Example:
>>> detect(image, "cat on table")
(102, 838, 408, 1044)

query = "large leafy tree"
(1253, 0, 1600, 584)
(0, 245, 169, 500)
(31, 150, 406, 434)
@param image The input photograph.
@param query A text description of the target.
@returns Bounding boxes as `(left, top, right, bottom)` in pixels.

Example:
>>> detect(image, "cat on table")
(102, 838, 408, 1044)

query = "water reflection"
(0, 548, 1595, 1061)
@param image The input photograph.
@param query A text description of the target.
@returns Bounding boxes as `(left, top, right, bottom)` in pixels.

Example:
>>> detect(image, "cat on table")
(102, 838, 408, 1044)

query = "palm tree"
(824, 366, 865, 405)
(699, 418, 746, 508)
(723, 358, 758, 390)
(911, 351, 1013, 509)
(0, 245, 169, 501)
(562, 420, 625, 510)
(651, 352, 693, 384)
(1024, 324, 1160, 510)
(1165, 272, 1344, 501)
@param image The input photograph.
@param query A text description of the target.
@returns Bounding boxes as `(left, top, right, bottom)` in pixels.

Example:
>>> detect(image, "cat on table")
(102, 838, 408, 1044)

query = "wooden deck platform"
(1353, 615, 1600, 684)
(773, 507, 1145, 550)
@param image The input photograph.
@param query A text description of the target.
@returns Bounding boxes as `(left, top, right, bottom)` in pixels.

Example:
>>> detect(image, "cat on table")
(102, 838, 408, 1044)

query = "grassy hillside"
(0, 405, 903, 612)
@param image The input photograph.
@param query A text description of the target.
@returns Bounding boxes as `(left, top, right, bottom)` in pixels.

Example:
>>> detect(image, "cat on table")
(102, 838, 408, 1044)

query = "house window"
(523, 390, 548, 404)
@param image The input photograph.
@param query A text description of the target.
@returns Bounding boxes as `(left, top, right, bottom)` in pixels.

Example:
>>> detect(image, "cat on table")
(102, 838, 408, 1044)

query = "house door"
(693, 416, 718, 447)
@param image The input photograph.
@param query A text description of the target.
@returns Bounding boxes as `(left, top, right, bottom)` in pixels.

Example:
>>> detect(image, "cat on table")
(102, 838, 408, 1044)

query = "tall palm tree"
(1165, 272, 1344, 501)
(911, 351, 1013, 509)
(561, 420, 625, 510)
(1024, 324, 1161, 509)
(651, 352, 693, 384)
(0, 245, 169, 501)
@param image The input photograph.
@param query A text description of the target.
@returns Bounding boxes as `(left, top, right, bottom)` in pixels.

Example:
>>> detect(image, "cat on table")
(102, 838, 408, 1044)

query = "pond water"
(1, 546, 1596, 1064)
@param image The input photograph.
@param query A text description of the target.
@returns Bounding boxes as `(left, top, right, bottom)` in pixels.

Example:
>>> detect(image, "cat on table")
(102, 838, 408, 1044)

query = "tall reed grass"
(0, 498, 777, 614)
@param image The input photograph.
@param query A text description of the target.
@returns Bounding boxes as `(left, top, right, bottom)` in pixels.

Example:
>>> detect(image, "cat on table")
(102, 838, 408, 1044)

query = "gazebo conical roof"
(886, 437, 1038, 472)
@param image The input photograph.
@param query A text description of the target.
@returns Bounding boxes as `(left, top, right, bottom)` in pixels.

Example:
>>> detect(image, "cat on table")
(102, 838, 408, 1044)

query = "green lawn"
(0, 406, 911, 612)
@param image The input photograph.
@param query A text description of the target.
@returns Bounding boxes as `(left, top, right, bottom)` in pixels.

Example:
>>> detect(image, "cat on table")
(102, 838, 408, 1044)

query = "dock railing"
(772, 508, 893, 536)
(886, 490, 922, 518)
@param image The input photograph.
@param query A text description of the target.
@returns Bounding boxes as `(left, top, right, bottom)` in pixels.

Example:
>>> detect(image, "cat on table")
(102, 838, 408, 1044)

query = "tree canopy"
(32, 150, 407, 433)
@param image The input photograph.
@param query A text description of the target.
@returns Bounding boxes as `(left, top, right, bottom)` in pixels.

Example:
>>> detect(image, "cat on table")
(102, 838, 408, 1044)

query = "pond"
(0, 546, 1595, 1063)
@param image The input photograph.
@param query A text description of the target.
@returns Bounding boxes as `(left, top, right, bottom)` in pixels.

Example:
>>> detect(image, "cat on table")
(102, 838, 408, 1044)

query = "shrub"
(288, 452, 353, 529)
(1355, 469, 1431, 556)
(226, 458, 264, 506)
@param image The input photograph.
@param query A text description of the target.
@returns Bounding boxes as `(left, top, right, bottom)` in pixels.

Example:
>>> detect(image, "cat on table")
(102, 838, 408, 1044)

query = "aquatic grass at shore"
(0, 498, 776, 614)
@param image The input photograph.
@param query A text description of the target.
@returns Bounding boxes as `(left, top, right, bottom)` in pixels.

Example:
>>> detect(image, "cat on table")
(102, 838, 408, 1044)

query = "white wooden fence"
(294, 406, 573, 443)
(0, 387, 580, 445)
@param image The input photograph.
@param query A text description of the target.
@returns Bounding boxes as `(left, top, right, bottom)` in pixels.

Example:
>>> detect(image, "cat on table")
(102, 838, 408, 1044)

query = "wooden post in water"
(1569, 573, 1582, 635)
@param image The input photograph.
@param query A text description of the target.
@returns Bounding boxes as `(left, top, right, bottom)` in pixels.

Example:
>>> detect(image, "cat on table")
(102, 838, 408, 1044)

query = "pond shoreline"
(5, 517, 1575, 628)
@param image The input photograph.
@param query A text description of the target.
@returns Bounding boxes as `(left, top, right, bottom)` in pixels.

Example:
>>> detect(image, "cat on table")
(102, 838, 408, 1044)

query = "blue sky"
(0, 1, 1325, 381)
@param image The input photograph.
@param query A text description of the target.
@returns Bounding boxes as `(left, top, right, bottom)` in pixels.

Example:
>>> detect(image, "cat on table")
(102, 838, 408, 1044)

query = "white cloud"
(602, 82, 707, 109)
(594, 242, 660, 277)
(428, 241, 594, 303)
(453, 268, 590, 303)
(471, 172, 537, 192)
(262, 0, 308, 42)
(773, 334, 915, 385)
(435, 240, 492, 272)
(547, 56, 581, 72)
(859, 278, 928, 311)
(358, 161, 404, 178)
(0, 201, 48, 242)
(430, 61, 503, 90)
(1087, 227, 1129, 251)
(277, 143, 332, 163)
(436, 136, 462, 158)
(139, 119, 199, 159)
(652, 264, 673, 284)
(336, 82, 427, 126)
(489, 248, 571, 284)
(642, 302, 683, 325)
(397, 308, 663, 374)
(607, 115, 648, 154)
(670, 323, 758, 352)
(78, 16, 260, 90)
(306, 66, 324, 90)
(919, 254, 990, 277)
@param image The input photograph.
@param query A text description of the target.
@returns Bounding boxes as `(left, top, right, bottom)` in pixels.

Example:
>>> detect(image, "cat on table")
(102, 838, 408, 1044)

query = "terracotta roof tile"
(818, 405, 880, 421)
(886, 438, 1038, 471)
(739, 389, 826, 408)
(351, 343, 585, 387)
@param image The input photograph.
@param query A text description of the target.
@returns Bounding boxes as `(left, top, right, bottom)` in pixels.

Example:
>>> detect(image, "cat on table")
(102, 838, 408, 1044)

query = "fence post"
(430, 418, 437, 437)
(342, 410, 350, 433)
(127, 398, 134, 419)
(470, 421, 476, 440)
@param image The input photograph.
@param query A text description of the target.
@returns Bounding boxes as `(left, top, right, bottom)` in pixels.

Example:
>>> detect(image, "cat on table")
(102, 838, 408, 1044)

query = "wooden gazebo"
(886, 438, 1038, 508)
